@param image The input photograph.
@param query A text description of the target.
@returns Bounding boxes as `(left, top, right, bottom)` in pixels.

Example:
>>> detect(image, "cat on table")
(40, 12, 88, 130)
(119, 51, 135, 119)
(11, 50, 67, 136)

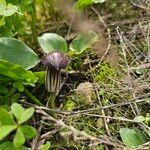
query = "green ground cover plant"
(0, 0, 150, 149)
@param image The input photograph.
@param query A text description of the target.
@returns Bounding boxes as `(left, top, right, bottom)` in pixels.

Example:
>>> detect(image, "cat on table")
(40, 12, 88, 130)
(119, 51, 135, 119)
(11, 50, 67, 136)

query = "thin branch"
(128, 62, 150, 71)
(33, 92, 150, 115)
(36, 108, 124, 148)
(130, 0, 150, 12)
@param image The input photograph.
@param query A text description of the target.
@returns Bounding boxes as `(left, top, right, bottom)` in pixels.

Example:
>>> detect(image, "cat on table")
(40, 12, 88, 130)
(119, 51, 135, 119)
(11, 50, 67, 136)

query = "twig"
(36, 108, 124, 148)
(116, 27, 140, 116)
(32, 125, 43, 150)
(91, 7, 107, 28)
(85, 52, 111, 137)
(130, 0, 150, 12)
(40, 129, 60, 140)
(33, 92, 150, 115)
(89, 7, 111, 72)
(128, 62, 150, 71)
(94, 85, 111, 136)
(109, 16, 150, 26)
(79, 113, 150, 131)
(84, 113, 150, 137)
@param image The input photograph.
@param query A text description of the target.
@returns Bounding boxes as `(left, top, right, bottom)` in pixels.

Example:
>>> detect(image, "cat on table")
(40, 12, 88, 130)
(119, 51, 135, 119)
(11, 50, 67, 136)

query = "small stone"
(76, 82, 95, 104)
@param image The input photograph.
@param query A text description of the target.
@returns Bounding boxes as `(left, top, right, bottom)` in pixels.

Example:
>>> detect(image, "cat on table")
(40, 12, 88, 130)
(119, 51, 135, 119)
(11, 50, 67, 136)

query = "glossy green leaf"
(0, 108, 16, 125)
(38, 33, 67, 53)
(13, 127, 25, 148)
(20, 125, 36, 139)
(18, 107, 34, 124)
(0, 125, 17, 140)
(11, 103, 24, 122)
(119, 128, 147, 148)
(0, 37, 39, 70)
(70, 31, 98, 54)
(0, 60, 37, 84)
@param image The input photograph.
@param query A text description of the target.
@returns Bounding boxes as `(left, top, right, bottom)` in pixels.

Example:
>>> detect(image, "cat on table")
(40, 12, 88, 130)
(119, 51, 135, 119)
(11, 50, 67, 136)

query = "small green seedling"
(0, 103, 36, 149)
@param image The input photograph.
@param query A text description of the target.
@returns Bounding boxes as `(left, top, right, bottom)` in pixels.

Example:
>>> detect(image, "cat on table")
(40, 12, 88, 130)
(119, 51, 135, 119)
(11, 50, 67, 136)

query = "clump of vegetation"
(94, 63, 117, 83)
(0, 103, 36, 149)
(0, 0, 150, 149)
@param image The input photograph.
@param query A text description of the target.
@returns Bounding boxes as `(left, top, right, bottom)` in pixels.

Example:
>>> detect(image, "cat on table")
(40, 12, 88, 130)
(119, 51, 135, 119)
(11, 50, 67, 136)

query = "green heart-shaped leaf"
(0, 125, 17, 140)
(70, 31, 98, 54)
(18, 107, 34, 124)
(11, 103, 25, 122)
(0, 108, 16, 125)
(0, 37, 39, 70)
(13, 127, 25, 148)
(20, 125, 36, 139)
(38, 33, 67, 53)
(119, 128, 147, 148)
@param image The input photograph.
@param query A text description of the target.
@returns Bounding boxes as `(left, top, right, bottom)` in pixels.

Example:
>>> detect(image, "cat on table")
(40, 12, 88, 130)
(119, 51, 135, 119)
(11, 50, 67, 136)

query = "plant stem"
(23, 87, 43, 106)
(47, 93, 56, 117)
(47, 93, 56, 109)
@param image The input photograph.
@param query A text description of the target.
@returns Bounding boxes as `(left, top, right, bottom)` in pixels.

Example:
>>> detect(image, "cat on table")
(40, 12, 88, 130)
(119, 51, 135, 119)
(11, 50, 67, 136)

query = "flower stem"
(47, 93, 55, 109)
(47, 93, 57, 117)
(23, 87, 43, 106)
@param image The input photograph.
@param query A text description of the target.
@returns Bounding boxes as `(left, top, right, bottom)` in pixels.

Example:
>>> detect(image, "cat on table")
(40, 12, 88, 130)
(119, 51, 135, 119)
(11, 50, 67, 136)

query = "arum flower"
(41, 51, 68, 70)
(41, 51, 68, 94)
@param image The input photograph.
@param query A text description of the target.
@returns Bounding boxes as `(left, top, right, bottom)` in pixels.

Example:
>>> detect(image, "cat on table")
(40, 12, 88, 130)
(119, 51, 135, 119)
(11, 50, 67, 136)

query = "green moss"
(63, 99, 76, 111)
(94, 63, 117, 83)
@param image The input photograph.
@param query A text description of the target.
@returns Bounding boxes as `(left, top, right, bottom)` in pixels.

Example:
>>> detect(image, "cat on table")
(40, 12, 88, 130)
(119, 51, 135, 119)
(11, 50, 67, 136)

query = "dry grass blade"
(35, 108, 125, 148)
